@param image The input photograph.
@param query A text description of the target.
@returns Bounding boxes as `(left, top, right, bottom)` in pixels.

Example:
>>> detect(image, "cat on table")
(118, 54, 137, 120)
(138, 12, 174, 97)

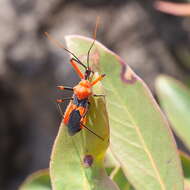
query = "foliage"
(19, 170, 51, 190)
(19, 36, 187, 190)
(156, 75, 190, 149)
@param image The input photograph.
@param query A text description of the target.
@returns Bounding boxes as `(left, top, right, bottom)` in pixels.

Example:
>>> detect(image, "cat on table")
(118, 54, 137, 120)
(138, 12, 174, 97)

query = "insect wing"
(67, 110, 82, 136)
(63, 102, 76, 125)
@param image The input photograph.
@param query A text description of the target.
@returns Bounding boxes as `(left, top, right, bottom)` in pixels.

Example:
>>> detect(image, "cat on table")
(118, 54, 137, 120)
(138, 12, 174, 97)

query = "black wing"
(67, 110, 82, 136)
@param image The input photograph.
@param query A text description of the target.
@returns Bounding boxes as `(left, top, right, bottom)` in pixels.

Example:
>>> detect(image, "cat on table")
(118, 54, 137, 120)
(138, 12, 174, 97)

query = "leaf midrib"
(107, 82, 166, 190)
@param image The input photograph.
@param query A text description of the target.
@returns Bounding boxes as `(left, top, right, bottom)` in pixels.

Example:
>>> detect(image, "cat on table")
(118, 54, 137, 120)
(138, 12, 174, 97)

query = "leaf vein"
(108, 82, 166, 190)
(110, 114, 134, 129)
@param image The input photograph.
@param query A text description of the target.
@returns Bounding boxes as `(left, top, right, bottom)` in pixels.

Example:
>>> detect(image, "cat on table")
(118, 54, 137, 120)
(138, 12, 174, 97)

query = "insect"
(45, 21, 105, 140)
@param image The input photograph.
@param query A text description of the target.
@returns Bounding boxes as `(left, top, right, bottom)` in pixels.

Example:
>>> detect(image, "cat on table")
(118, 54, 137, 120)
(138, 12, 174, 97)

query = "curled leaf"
(50, 71, 118, 190)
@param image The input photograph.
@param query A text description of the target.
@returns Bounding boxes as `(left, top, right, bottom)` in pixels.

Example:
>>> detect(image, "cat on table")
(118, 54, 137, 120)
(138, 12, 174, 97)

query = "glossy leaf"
(50, 72, 118, 190)
(19, 169, 51, 190)
(156, 75, 190, 150)
(65, 35, 183, 190)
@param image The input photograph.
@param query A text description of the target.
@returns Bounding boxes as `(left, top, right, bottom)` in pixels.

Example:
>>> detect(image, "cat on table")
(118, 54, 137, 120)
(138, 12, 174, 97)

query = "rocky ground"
(0, 0, 190, 189)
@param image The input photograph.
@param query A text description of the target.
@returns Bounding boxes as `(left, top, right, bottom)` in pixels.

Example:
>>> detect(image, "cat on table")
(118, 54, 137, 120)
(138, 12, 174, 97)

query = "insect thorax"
(73, 80, 92, 100)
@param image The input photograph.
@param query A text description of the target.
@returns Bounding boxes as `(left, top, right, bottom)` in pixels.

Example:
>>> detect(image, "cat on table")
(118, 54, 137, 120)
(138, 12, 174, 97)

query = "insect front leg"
(56, 97, 73, 103)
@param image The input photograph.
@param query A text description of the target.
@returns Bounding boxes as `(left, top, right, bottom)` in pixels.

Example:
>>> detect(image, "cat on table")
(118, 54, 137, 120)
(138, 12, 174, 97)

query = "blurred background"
(0, 0, 190, 189)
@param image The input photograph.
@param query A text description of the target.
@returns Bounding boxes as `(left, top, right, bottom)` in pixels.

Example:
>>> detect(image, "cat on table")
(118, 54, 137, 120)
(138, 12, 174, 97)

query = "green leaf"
(104, 149, 119, 176)
(105, 150, 134, 190)
(105, 151, 134, 190)
(111, 167, 134, 190)
(180, 152, 190, 180)
(156, 75, 190, 149)
(104, 148, 120, 168)
(180, 152, 190, 190)
(50, 73, 119, 190)
(19, 169, 51, 190)
(65, 35, 183, 190)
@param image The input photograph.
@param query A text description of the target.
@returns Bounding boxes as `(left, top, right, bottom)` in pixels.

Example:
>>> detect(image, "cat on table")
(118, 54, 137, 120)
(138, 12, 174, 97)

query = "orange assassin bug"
(45, 20, 105, 140)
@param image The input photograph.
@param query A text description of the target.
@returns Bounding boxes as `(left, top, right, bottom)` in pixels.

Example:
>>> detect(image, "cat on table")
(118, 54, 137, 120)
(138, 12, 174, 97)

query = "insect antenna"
(86, 17, 100, 71)
(44, 32, 87, 70)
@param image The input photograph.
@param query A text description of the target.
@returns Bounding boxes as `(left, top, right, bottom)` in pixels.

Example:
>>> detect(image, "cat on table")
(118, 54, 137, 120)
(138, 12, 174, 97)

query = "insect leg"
(90, 74, 106, 86)
(57, 86, 73, 91)
(56, 97, 73, 117)
(80, 122, 104, 141)
(93, 94, 105, 97)
(80, 102, 90, 118)
(71, 58, 87, 70)
(56, 97, 73, 103)
(54, 101, 64, 117)
(70, 58, 85, 79)
(80, 102, 104, 140)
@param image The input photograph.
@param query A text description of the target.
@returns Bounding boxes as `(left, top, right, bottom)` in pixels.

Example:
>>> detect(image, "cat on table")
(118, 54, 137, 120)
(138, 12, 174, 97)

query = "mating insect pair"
(45, 25, 105, 140)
